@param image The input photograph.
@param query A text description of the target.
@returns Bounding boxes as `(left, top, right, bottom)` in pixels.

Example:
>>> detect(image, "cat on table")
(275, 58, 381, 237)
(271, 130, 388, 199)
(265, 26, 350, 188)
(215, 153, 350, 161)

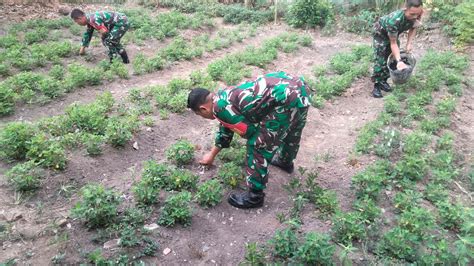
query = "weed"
(26, 133, 67, 170)
(141, 237, 159, 257)
(242, 242, 266, 265)
(374, 127, 401, 158)
(332, 211, 366, 245)
(158, 191, 193, 227)
(165, 139, 195, 166)
(71, 183, 120, 228)
(195, 179, 223, 208)
(292, 232, 335, 265)
(312, 189, 339, 216)
(6, 161, 43, 192)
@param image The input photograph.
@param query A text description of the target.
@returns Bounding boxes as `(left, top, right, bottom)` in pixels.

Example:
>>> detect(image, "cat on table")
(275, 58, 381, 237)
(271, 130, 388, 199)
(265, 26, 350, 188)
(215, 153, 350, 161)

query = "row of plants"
(0, 59, 128, 115)
(121, 9, 215, 44)
(344, 50, 472, 264)
(132, 23, 257, 76)
(0, 23, 260, 116)
(156, 0, 274, 25)
(308, 44, 372, 108)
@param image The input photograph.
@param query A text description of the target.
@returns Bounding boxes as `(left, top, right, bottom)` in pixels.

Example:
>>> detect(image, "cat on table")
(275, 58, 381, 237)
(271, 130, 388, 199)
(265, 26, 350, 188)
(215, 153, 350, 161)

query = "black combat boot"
(119, 49, 130, 64)
(228, 189, 265, 209)
(270, 156, 294, 174)
(380, 81, 392, 92)
(372, 83, 383, 98)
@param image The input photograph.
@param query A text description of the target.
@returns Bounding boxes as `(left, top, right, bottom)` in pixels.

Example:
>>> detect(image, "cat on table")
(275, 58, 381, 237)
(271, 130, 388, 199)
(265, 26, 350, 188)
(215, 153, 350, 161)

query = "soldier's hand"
(199, 152, 215, 166)
(397, 61, 408, 70)
(79, 47, 86, 55)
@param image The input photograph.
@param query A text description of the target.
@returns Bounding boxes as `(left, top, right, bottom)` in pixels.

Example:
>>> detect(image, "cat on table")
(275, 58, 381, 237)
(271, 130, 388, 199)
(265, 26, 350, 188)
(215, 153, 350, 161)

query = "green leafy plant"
(71, 184, 120, 228)
(242, 242, 266, 265)
(353, 196, 381, 224)
(0, 84, 15, 115)
(158, 191, 193, 227)
(0, 121, 37, 160)
(166, 169, 199, 191)
(393, 190, 422, 213)
(84, 134, 104, 156)
(286, 0, 334, 28)
(6, 161, 43, 192)
(217, 161, 244, 188)
(292, 232, 335, 265)
(26, 133, 67, 170)
(424, 182, 449, 204)
(436, 201, 465, 231)
(332, 211, 366, 245)
(165, 139, 195, 166)
(105, 116, 136, 148)
(195, 179, 223, 208)
(268, 227, 299, 259)
(377, 226, 419, 262)
(395, 154, 428, 182)
(399, 207, 435, 239)
(351, 160, 391, 200)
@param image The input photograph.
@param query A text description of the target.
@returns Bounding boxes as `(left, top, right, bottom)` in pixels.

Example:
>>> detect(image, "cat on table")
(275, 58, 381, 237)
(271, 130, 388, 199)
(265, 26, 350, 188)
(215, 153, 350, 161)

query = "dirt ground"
(0, 4, 472, 265)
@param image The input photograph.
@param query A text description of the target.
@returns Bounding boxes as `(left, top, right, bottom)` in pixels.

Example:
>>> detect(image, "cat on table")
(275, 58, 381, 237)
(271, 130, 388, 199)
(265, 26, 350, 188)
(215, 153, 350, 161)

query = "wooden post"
(274, 0, 278, 25)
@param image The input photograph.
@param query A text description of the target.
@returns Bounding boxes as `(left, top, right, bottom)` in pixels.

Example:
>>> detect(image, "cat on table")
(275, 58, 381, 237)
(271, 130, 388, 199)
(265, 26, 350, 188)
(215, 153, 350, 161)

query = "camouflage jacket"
(374, 9, 415, 39)
(82, 11, 128, 47)
(213, 71, 311, 148)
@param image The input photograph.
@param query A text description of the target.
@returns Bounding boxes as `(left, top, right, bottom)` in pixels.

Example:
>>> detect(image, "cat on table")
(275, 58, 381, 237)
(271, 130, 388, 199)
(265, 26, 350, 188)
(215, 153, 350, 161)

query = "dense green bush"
(286, 0, 334, 28)
(158, 191, 193, 227)
(165, 139, 195, 166)
(195, 179, 223, 207)
(6, 161, 43, 192)
(342, 10, 377, 34)
(26, 133, 67, 170)
(71, 184, 121, 228)
(0, 121, 37, 160)
(292, 232, 335, 265)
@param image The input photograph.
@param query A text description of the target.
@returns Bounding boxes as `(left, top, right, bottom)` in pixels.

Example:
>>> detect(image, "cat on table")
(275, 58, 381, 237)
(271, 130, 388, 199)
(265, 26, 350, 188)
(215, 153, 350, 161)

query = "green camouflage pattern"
(213, 71, 311, 190)
(82, 11, 129, 59)
(372, 9, 414, 83)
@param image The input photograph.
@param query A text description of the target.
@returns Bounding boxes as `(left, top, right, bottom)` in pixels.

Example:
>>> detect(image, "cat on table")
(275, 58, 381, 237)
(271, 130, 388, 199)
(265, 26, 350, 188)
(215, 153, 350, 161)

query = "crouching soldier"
(70, 8, 130, 63)
(187, 71, 311, 209)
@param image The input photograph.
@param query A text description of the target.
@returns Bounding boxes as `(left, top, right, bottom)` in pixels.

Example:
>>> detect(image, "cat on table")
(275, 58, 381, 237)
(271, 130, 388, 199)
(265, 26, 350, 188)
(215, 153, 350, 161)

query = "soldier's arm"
(81, 25, 94, 47)
(215, 125, 234, 149)
(389, 35, 402, 61)
(406, 28, 416, 52)
(94, 14, 108, 35)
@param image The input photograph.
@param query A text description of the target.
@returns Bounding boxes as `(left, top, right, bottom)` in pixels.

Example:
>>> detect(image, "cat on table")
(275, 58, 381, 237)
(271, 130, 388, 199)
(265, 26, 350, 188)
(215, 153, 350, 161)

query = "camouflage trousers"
(101, 21, 129, 59)
(245, 106, 309, 190)
(372, 34, 399, 83)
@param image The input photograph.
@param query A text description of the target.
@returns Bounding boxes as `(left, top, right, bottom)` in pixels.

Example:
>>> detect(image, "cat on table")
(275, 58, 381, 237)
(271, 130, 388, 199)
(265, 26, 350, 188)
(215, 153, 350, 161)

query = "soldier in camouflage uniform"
(371, 0, 423, 98)
(187, 71, 311, 209)
(70, 8, 130, 64)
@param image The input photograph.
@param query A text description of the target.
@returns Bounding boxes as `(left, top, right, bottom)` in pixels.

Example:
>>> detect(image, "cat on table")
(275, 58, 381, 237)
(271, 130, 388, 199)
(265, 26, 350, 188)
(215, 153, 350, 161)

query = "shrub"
(342, 10, 377, 34)
(402, 131, 431, 155)
(353, 197, 381, 223)
(351, 160, 391, 200)
(292, 232, 335, 265)
(158, 191, 193, 227)
(71, 184, 120, 228)
(218, 161, 244, 188)
(286, 0, 334, 28)
(0, 121, 36, 160)
(84, 134, 104, 156)
(49, 65, 65, 80)
(393, 190, 421, 213)
(26, 133, 67, 170)
(6, 161, 43, 192)
(395, 154, 428, 182)
(195, 179, 223, 207)
(424, 183, 449, 204)
(65, 63, 102, 88)
(165, 139, 195, 166)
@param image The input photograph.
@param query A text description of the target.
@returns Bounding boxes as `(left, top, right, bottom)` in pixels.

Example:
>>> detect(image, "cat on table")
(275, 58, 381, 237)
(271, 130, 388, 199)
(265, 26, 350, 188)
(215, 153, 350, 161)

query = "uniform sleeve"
(215, 125, 234, 149)
(386, 18, 399, 38)
(92, 13, 108, 33)
(81, 25, 94, 47)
